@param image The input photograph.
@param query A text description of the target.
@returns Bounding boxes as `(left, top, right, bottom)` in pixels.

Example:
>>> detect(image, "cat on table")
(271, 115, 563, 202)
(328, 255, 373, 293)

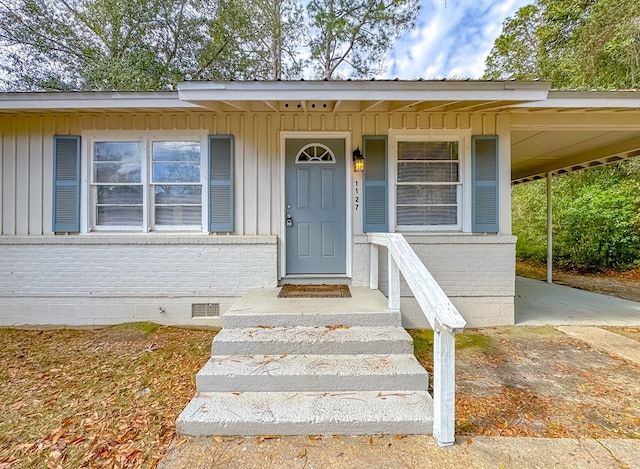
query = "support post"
(547, 171, 553, 284)
(388, 251, 400, 313)
(433, 328, 456, 446)
(370, 243, 379, 290)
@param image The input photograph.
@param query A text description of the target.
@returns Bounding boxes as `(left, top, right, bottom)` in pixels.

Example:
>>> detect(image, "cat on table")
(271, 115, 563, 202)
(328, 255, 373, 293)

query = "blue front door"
(285, 138, 347, 274)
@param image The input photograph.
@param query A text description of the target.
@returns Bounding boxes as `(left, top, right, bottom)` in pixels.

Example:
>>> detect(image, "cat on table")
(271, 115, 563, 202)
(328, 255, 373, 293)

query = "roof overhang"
(0, 91, 199, 112)
(176, 80, 552, 113)
(1, 82, 639, 183)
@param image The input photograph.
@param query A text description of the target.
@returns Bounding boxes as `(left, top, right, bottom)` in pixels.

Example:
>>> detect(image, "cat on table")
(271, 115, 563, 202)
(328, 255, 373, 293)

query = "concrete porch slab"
(223, 287, 399, 327)
(516, 277, 640, 326)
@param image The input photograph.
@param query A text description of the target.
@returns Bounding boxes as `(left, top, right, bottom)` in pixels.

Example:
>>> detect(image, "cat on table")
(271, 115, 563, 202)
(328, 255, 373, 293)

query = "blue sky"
(381, 0, 532, 79)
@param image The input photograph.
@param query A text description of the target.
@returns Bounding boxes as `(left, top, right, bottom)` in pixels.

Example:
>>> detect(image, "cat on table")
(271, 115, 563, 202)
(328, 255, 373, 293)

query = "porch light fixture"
(352, 146, 364, 172)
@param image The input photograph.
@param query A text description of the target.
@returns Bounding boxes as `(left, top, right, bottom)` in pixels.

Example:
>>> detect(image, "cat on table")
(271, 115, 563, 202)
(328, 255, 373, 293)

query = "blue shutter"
(363, 135, 388, 232)
(209, 135, 234, 232)
(53, 135, 81, 232)
(472, 135, 499, 233)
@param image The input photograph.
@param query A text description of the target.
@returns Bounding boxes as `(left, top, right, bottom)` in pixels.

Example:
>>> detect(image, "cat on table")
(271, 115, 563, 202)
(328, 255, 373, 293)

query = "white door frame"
(279, 131, 353, 279)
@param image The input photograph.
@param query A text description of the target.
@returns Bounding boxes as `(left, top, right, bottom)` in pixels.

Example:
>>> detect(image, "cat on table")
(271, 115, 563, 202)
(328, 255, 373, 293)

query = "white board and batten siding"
(0, 110, 509, 237)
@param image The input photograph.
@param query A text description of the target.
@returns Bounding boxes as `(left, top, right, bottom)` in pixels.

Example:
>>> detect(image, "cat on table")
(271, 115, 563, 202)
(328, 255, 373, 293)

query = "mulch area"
(2, 324, 640, 468)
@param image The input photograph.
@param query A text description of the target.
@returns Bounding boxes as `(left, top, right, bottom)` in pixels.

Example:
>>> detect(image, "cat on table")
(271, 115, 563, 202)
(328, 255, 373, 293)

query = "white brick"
(352, 234, 516, 327)
(0, 235, 277, 326)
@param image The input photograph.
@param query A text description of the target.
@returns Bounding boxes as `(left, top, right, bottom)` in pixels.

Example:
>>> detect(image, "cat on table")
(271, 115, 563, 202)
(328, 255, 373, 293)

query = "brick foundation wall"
(352, 234, 516, 327)
(0, 235, 277, 326)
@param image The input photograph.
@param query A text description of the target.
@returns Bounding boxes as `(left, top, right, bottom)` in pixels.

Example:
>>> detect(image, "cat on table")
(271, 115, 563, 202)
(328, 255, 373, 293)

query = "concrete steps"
(178, 390, 433, 436)
(176, 288, 433, 436)
(212, 326, 414, 355)
(196, 354, 429, 392)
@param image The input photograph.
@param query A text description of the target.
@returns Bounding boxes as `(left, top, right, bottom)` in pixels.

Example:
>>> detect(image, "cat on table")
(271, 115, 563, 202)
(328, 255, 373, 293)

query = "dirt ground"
(452, 327, 640, 438)
(516, 260, 640, 303)
(410, 327, 640, 439)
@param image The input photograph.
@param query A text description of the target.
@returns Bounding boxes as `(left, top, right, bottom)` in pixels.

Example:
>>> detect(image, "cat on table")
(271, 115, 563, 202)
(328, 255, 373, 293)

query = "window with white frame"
(395, 140, 461, 229)
(90, 137, 203, 231)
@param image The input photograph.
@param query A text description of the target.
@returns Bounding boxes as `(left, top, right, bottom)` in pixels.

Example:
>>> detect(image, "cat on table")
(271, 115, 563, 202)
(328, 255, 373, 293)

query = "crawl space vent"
(191, 303, 220, 318)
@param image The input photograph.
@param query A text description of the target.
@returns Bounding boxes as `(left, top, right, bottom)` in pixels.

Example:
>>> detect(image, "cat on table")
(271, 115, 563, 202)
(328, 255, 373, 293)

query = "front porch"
(177, 286, 434, 437)
(177, 233, 466, 446)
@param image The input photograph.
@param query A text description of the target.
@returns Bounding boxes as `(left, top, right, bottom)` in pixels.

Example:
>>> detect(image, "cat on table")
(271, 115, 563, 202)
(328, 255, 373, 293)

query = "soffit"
(508, 92, 640, 182)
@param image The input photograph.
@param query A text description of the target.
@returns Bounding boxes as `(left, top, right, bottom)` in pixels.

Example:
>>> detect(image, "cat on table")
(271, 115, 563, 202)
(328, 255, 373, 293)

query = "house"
(1, 80, 639, 328)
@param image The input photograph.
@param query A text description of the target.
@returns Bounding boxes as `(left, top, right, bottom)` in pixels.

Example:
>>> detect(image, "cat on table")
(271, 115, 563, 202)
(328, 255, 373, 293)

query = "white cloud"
(382, 0, 532, 79)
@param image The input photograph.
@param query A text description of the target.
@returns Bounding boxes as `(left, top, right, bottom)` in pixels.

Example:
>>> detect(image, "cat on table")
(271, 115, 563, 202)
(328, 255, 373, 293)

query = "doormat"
(278, 284, 351, 298)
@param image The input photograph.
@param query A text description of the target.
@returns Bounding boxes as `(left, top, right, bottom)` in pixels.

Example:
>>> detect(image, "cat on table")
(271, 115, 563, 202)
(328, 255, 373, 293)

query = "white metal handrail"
(368, 233, 466, 446)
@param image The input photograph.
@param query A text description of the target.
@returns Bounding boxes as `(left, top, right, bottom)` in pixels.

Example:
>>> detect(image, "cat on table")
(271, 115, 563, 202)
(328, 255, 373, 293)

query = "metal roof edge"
(508, 89, 640, 109)
(176, 80, 552, 102)
(0, 91, 199, 110)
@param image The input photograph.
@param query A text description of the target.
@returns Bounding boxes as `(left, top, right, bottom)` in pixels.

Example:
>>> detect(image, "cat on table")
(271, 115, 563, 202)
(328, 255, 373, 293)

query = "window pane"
(152, 142, 200, 162)
(398, 162, 458, 183)
(397, 185, 457, 205)
(94, 142, 142, 162)
(97, 185, 143, 204)
(396, 140, 461, 227)
(397, 206, 457, 225)
(151, 141, 200, 183)
(94, 162, 142, 183)
(96, 206, 143, 225)
(155, 206, 202, 225)
(154, 185, 201, 204)
(152, 162, 200, 183)
(398, 141, 458, 161)
(93, 142, 142, 184)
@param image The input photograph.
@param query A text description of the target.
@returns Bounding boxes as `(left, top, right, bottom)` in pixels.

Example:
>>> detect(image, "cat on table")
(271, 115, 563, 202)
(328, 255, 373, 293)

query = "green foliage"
(512, 161, 640, 271)
(306, 0, 419, 79)
(484, 4, 543, 80)
(484, 0, 640, 89)
(0, 0, 420, 90)
(511, 178, 548, 262)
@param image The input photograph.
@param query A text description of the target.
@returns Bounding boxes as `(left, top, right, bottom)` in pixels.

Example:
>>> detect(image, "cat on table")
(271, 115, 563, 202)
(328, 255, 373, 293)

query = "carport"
(509, 90, 640, 284)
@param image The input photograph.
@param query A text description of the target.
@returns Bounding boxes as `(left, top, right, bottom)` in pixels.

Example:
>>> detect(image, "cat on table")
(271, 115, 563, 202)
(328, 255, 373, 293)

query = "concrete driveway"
(515, 276, 640, 326)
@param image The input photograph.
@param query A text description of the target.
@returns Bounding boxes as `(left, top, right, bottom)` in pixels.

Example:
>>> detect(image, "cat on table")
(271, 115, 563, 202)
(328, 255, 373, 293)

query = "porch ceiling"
(511, 129, 640, 183)
(509, 91, 640, 182)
